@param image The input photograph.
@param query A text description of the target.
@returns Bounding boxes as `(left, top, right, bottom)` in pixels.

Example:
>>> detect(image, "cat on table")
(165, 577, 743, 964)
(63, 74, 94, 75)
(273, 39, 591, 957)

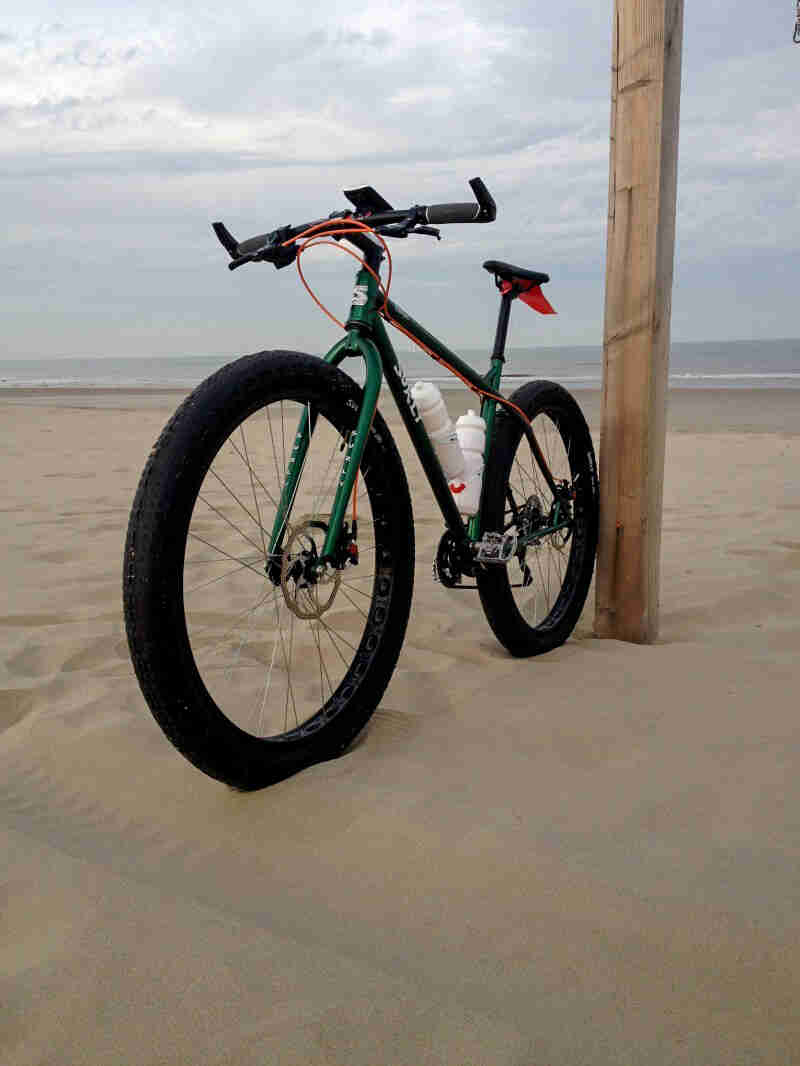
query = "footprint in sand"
(6, 635, 127, 678)
(347, 706, 427, 753)
(0, 613, 72, 628)
(369, 707, 425, 739)
(32, 549, 81, 564)
(0, 688, 35, 732)
(88, 520, 125, 535)
(43, 471, 95, 480)
(61, 635, 129, 673)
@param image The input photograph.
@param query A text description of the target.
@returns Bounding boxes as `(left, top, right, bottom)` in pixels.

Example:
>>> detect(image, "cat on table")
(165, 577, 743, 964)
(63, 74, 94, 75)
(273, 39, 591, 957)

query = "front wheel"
(476, 381, 598, 657)
(123, 351, 414, 789)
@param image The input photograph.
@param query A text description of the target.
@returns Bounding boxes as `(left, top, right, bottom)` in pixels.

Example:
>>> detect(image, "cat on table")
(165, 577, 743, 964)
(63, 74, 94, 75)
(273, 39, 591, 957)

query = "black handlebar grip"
(425, 202, 481, 225)
(468, 177, 497, 222)
(236, 231, 275, 255)
(425, 177, 496, 225)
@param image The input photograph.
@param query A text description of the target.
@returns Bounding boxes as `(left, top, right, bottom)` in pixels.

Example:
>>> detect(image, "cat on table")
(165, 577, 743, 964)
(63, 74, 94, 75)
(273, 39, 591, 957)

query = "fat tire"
(123, 351, 414, 789)
(476, 380, 598, 657)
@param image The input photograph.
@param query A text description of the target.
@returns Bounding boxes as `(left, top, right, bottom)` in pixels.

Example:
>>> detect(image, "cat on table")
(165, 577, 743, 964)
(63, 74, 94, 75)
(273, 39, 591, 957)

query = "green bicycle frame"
(267, 261, 542, 565)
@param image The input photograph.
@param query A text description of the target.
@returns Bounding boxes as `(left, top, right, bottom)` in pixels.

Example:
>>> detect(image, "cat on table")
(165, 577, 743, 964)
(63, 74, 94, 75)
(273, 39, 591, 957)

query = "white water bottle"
(411, 381, 465, 483)
(452, 410, 486, 516)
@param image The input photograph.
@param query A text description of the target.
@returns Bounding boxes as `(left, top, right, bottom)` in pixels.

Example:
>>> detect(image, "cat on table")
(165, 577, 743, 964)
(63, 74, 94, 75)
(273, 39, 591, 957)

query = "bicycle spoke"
(337, 578, 374, 598)
(283, 605, 297, 732)
(337, 583, 369, 619)
(255, 600, 285, 736)
(185, 560, 260, 596)
(310, 617, 335, 706)
(192, 585, 278, 667)
(229, 429, 280, 515)
(506, 409, 578, 625)
(265, 403, 284, 493)
(187, 532, 271, 579)
(310, 425, 345, 519)
(316, 614, 357, 660)
(206, 465, 268, 541)
(179, 390, 384, 741)
(198, 492, 266, 556)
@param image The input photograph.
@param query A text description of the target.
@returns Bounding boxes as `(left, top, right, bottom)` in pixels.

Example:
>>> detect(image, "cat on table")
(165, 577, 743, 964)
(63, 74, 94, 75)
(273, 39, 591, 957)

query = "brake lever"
(375, 221, 441, 240)
(228, 244, 298, 271)
(228, 253, 258, 271)
(411, 225, 441, 240)
(375, 222, 412, 239)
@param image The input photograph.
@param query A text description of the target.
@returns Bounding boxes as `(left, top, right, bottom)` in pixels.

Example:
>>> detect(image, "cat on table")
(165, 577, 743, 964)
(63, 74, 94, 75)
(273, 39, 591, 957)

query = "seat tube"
(467, 292, 513, 540)
(467, 356, 505, 541)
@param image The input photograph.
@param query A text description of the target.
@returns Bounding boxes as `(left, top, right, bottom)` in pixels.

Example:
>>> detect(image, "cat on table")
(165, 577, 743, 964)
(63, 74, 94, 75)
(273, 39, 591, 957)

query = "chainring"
(433, 530, 476, 588)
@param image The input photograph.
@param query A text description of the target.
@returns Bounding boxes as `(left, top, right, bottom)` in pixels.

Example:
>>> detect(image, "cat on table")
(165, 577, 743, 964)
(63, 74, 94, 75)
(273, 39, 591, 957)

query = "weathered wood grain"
(595, 0, 684, 643)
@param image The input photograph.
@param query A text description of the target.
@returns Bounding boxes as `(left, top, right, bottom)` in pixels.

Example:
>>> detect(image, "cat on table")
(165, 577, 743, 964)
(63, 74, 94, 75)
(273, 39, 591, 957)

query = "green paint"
(268, 261, 543, 573)
(321, 333, 382, 561)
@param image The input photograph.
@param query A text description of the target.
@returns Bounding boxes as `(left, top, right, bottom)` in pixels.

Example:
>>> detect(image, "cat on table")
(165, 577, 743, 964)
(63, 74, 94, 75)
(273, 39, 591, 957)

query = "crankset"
(433, 530, 476, 588)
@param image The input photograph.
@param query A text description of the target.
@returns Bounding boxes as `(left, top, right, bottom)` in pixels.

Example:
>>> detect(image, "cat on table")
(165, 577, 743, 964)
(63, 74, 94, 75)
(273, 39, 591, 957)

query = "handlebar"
(213, 177, 497, 270)
(425, 178, 496, 225)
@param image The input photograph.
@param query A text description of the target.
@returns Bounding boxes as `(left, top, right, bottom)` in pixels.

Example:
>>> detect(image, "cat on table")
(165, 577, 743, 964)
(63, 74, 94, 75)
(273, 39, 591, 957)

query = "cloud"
(0, 0, 798, 353)
(0, 2, 595, 166)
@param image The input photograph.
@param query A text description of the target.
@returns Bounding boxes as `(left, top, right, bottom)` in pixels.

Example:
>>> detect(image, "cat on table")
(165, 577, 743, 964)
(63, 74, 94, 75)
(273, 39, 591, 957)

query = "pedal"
(473, 531, 518, 564)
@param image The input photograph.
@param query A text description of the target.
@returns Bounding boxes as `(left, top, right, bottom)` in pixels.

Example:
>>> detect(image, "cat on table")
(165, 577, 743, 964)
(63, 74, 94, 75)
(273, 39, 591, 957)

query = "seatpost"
(491, 290, 514, 362)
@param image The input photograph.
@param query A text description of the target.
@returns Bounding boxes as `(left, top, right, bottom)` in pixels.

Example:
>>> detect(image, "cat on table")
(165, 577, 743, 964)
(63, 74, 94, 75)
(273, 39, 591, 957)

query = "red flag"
(500, 280, 556, 315)
(520, 284, 556, 314)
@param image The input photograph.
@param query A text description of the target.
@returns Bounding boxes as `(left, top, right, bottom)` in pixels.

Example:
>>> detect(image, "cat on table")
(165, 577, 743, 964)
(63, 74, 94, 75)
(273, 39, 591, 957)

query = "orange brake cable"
(280, 219, 536, 434)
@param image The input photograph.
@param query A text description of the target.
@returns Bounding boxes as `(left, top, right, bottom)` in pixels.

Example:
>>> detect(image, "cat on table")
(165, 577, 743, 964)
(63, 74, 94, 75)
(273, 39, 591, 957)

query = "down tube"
(372, 315, 465, 536)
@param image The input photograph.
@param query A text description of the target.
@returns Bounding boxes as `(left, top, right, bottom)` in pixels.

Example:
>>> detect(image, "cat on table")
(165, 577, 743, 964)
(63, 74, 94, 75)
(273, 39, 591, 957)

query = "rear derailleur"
(433, 483, 573, 590)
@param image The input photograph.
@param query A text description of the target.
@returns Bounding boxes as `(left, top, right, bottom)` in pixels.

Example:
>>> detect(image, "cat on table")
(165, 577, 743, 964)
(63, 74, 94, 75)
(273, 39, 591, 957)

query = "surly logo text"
(393, 364, 421, 423)
(338, 432, 357, 488)
(351, 284, 369, 307)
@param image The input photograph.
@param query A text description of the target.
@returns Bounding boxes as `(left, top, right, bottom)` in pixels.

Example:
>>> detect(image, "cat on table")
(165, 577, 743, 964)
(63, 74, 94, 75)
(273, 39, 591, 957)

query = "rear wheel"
(123, 351, 414, 789)
(476, 381, 598, 657)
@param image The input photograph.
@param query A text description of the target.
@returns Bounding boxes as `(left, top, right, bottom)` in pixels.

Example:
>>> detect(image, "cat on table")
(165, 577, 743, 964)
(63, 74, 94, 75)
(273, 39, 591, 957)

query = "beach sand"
(1, 384, 799, 1064)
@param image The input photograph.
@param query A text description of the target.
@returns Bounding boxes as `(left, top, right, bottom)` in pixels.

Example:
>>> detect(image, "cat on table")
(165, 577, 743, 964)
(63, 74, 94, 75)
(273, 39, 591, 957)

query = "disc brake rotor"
(280, 516, 341, 620)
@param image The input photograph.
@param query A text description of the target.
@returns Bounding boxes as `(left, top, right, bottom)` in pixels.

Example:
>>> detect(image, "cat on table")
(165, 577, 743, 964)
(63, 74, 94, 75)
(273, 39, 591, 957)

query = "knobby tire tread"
(123, 351, 414, 789)
(476, 380, 598, 657)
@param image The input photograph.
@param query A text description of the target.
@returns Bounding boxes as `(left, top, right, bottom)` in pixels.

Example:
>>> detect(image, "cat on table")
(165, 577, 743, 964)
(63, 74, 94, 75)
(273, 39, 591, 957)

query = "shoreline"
(2, 385, 797, 435)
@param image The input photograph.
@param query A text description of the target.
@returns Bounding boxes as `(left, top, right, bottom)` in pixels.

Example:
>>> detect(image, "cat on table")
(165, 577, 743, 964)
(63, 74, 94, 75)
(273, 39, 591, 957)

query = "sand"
(1, 384, 799, 1065)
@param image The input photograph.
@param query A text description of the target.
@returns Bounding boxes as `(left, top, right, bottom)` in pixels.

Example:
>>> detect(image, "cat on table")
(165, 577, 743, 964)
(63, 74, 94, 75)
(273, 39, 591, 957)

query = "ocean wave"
(669, 372, 800, 380)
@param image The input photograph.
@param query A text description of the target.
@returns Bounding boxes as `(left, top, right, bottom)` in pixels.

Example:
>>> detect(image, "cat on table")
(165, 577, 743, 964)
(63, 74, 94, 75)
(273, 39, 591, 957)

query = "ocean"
(1, 338, 799, 391)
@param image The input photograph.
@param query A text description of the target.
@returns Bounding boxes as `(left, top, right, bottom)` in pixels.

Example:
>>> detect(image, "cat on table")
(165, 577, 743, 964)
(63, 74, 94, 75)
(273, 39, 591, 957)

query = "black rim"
(172, 388, 394, 741)
(489, 399, 593, 635)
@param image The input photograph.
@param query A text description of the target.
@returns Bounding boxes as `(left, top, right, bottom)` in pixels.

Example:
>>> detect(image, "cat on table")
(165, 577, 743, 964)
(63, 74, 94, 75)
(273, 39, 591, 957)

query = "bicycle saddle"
(483, 260, 550, 286)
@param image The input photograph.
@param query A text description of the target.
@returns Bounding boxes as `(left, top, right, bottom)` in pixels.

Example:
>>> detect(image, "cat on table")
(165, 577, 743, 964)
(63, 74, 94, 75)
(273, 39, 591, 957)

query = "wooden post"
(594, 0, 684, 643)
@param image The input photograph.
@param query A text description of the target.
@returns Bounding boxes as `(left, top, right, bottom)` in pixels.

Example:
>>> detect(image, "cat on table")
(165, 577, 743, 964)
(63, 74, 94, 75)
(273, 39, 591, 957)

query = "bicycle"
(123, 177, 599, 789)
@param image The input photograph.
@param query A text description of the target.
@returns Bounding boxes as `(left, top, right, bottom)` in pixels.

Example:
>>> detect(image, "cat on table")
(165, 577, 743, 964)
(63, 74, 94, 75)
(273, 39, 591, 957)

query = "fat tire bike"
(123, 178, 599, 789)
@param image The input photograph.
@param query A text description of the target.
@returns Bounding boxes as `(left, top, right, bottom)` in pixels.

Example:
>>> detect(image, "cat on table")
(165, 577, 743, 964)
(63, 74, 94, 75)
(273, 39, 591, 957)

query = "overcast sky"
(2, 1, 798, 358)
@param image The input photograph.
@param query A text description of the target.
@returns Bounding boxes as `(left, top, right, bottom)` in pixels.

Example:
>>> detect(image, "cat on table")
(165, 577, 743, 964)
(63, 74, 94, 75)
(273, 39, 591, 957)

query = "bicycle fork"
(267, 328, 383, 569)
